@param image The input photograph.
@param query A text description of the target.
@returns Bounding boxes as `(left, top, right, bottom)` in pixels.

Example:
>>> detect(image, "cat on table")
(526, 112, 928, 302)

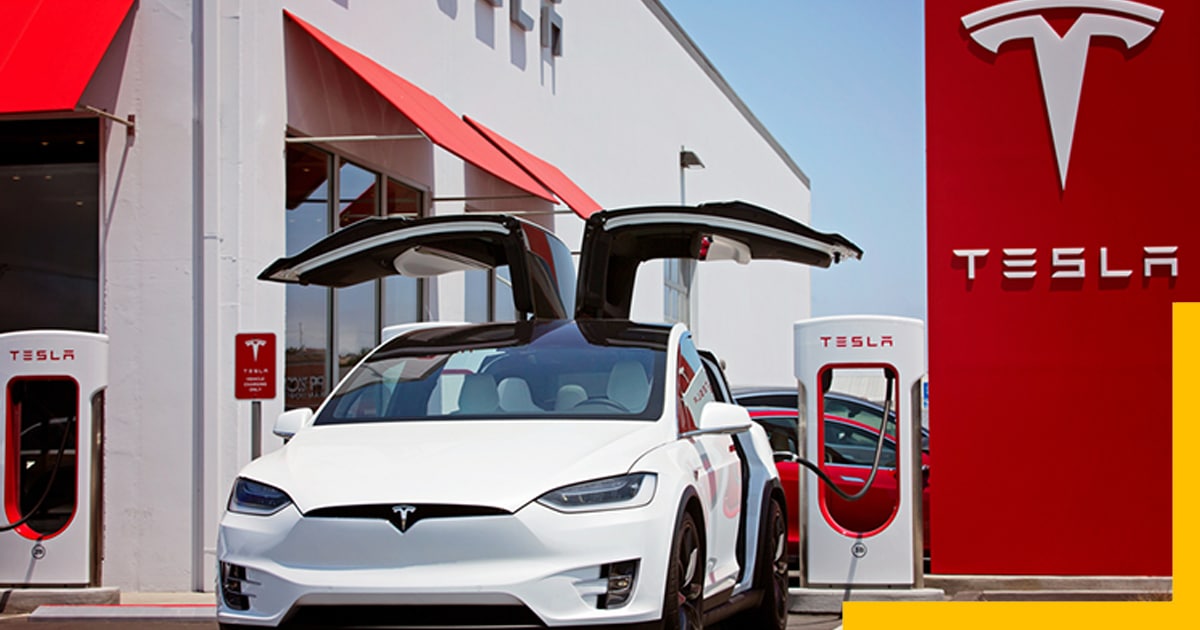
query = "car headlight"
(536, 473, 657, 513)
(228, 478, 293, 516)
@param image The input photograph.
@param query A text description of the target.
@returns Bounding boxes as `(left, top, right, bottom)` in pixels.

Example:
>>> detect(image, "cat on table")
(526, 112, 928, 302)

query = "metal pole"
(251, 401, 262, 459)
(285, 133, 425, 143)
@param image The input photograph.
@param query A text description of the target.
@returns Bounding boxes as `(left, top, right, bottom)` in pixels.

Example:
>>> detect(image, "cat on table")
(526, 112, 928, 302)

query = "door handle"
(840, 476, 865, 483)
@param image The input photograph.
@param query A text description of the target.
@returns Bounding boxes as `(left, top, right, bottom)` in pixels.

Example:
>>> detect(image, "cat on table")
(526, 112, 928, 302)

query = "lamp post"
(668, 147, 704, 329)
(679, 147, 704, 204)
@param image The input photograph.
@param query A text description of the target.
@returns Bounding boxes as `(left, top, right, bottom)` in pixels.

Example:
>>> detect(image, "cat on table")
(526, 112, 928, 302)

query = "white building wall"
(97, 0, 198, 591)
(97, 0, 815, 590)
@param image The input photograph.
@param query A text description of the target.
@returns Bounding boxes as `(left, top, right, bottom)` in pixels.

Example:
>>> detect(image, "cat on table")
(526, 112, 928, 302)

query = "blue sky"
(660, 1, 927, 322)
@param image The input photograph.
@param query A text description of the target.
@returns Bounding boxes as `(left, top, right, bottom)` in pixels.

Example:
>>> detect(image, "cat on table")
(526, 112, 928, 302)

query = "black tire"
(662, 509, 704, 630)
(729, 496, 789, 630)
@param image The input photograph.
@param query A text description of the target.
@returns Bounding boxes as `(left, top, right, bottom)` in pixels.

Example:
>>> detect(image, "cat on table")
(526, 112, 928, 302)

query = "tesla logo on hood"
(391, 505, 418, 532)
(962, 0, 1163, 189)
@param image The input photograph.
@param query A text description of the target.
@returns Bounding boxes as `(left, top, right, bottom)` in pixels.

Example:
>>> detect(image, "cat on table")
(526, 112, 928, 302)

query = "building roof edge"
(642, 0, 811, 189)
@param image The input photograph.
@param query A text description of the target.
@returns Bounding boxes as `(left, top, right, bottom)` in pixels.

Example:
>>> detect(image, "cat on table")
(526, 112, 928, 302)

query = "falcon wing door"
(575, 201, 862, 319)
(259, 214, 575, 319)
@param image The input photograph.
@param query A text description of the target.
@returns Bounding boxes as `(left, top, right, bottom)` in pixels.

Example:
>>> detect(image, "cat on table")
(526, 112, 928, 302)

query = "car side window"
(676, 333, 715, 433)
(735, 392, 797, 408)
(824, 420, 897, 468)
(698, 352, 730, 403)
(827, 395, 897, 437)
(823, 397, 857, 419)
(760, 417, 798, 457)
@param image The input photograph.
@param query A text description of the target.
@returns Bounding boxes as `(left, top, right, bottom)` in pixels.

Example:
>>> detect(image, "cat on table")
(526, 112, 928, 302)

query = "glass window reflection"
(338, 160, 377, 228)
(283, 146, 426, 408)
(336, 282, 376, 382)
(285, 144, 332, 409)
(383, 178, 423, 325)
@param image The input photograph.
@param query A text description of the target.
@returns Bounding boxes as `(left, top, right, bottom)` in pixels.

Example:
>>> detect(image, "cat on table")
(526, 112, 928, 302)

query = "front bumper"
(216, 498, 674, 628)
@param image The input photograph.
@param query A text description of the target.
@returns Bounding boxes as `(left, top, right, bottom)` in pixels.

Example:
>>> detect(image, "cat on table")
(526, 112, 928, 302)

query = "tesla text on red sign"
(235, 333, 276, 400)
(926, 0, 1197, 576)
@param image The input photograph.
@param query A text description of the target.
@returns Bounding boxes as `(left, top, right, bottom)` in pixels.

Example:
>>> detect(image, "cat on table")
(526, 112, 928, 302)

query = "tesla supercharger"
(794, 316, 924, 587)
(0, 330, 108, 586)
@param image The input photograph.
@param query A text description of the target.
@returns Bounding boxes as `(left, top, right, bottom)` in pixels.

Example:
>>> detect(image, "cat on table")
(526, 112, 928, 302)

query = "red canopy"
(465, 116, 603, 219)
(0, 0, 135, 114)
(285, 12, 555, 203)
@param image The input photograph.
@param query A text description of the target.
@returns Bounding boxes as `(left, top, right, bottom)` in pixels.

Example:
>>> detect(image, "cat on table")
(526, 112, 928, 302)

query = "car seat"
(554, 384, 588, 410)
(606, 361, 650, 412)
(498, 377, 541, 413)
(457, 374, 499, 414)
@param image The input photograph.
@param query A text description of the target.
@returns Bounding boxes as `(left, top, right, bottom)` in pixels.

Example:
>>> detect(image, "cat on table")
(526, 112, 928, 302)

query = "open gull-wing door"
(575, 201, 862, 319)
(259, 214, 575, 320)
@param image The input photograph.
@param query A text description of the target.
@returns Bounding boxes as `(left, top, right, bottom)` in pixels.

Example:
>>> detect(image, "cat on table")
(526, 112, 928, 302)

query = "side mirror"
(274, 408, 313, 440)
(691, 402, 753, 436)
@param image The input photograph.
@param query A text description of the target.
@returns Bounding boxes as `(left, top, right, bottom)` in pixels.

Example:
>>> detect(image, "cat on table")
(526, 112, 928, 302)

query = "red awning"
(464, 116, 603, 219)
(285, 12, 555, 204)
(0, 0, 134, 114)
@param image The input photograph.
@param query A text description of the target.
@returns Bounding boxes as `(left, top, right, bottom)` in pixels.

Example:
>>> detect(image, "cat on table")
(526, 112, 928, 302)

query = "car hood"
(239, 420, 667, 513)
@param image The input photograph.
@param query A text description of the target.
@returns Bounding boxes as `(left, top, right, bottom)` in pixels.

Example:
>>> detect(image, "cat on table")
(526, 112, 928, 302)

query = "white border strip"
(285, 221, 511, 278)
(602, 212, 860, 262)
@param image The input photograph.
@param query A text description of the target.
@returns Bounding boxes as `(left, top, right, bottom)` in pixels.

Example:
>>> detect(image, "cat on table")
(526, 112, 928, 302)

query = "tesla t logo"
(962, 0, 1163, 188)
(244, 337, 268, 362)
(391, 505, 418, 532)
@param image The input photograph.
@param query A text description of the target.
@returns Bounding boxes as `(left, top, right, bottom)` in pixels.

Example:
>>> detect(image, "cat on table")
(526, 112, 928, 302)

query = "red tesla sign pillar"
(927, 0, 1198, 576)
(235, 333, 276, 400)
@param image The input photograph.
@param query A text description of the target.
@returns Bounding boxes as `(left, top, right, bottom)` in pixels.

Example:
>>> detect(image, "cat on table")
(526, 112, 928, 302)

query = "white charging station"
(1, 330, 108, 586)
(794, 316, 924, 587)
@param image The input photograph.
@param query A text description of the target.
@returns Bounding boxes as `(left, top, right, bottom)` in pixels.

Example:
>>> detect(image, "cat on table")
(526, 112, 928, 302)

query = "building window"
(283, 142, 424, 409)
(0, 119, 100, 334)
(284, 143, 332, 409)
(382, 178, 422, 326)
(663, 258, 694, 326)
(334, 160, 379, 383)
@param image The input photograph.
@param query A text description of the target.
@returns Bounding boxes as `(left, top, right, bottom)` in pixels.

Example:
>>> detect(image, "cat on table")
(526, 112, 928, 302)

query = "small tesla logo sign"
(235, 333, 276, 400)
(244, 337, 268, 362)
(962, 0, 1163, 188)
(391, 505, 418, 532)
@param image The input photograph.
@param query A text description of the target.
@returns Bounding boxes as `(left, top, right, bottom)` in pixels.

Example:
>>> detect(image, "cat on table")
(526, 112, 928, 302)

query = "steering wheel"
(573, 397, 630, 412)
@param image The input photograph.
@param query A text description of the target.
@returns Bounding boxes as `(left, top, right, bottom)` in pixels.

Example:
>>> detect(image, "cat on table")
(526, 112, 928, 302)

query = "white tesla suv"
(217, 203, 860, 629)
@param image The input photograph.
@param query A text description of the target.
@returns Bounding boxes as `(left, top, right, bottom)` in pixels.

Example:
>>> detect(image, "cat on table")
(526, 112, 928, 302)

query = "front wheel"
(662, 510, 704, 630)
(729, 497, 789, 629)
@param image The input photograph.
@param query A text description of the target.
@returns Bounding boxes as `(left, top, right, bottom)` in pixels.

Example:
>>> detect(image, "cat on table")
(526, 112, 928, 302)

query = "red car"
(748, 408, 931, 564)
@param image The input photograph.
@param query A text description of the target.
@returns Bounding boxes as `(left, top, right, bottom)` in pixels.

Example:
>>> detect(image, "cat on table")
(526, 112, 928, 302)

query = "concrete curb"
(924, 574, 1173, 596)
(0, 587, 119, 614)
(29, 604, 216, 622)
(787, 575, 1173, 613)
(789, 587, 946, 614)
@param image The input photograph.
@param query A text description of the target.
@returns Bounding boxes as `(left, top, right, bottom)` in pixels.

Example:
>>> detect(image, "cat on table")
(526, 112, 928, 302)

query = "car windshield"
(315, 320, 668, 425)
